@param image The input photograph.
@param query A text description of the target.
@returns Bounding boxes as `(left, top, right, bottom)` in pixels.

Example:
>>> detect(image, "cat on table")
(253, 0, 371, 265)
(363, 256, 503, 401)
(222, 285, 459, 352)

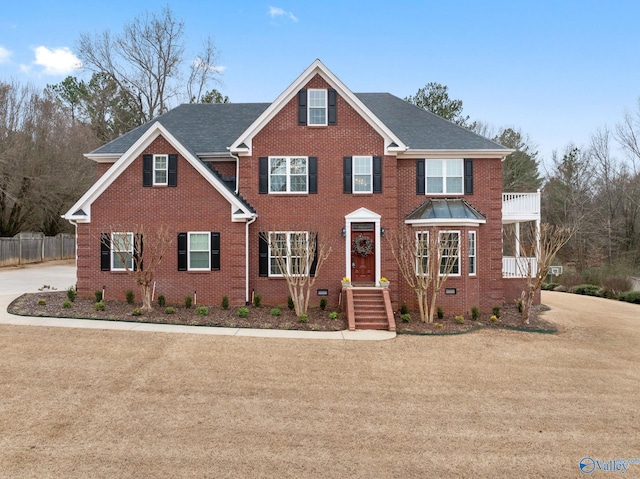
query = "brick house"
(64, 60, 540, 325)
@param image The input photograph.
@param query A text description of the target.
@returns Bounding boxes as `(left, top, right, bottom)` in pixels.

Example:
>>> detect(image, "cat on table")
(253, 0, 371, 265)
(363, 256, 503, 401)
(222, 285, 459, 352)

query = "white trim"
(111, 232, 133, 272)
(397, 149, 515, 159)
(405, 218, 486, 227)
(187, 231, 210, 271)
(153, 154, 168, 186)
(425, 159, 463, 195)
(268, 156, 309, 194)
(468, 231, 477, 276)
(229, 59, 406, 156)
(352, 155, 373, 194)
(439, 230, 461, 277)
(63, 122, 254, 223)
(307, 89, 328, 126)
(85, 153, 121, 163)
(344, 208, 382, 285)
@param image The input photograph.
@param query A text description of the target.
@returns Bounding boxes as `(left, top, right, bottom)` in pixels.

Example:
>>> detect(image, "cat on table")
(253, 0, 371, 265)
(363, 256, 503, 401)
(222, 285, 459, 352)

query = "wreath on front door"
(352, 233, 374, 257)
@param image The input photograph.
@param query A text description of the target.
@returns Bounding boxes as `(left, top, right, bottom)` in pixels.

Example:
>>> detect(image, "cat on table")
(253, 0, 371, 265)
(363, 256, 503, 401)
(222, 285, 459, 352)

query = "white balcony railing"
(502, 191, 541, 221)
(503, 256, 538, 278)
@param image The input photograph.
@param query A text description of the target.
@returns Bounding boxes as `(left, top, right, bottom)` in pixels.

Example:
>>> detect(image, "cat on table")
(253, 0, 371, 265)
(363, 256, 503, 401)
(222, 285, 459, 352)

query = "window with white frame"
(426, 159, 463, 194)
(188, 232, 210, 270)
(269, 156, 308, 193)
(439, 231, 460, 275)
(468, 231, 477, 276)
(154, 154, 168, 185)
(308, 89, 327, 126)
(416, 231, 429, 275)
(112, 232, 134, 271)
(268, 231, 309, 276)
(353, 156, 373, 193)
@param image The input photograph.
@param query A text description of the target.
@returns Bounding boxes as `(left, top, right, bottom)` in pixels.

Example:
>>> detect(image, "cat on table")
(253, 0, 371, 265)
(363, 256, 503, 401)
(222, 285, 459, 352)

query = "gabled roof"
(405, 199, 487, 226)
(85, 61, 510, 162)
(64, 122, 255, 223)
(229, 59, 407, 155)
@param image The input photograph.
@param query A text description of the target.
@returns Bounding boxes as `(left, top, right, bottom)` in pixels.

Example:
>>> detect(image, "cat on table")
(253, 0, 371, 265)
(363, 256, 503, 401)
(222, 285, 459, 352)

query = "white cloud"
(268, 6, 298, 22)
(0, 46, 11, 64)
(31, 46, 82, 76)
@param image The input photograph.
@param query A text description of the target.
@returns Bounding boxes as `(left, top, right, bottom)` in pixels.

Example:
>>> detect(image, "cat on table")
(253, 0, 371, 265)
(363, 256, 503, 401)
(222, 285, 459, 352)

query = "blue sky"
(2, 0, 639, 166)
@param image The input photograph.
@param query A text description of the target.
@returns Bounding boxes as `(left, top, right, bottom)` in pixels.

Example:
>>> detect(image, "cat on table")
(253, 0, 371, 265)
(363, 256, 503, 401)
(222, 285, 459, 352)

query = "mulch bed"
(7, 291, 557, 335)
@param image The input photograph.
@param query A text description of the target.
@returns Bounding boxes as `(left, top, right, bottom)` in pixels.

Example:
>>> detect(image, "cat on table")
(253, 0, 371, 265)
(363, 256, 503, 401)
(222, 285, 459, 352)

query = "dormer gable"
(229, 59, 406, 156)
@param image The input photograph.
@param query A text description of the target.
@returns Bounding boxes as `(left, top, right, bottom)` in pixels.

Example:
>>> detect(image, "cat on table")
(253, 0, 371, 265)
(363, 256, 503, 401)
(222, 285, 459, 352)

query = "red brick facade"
(71, 69, 530, 314)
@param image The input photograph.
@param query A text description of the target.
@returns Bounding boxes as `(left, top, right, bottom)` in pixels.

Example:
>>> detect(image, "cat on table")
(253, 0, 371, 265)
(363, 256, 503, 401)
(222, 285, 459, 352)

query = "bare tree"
(187, 37, 222, 104)
(77, 6, 221, 123)
(100, 224, 173, 311)
(260, 231, 332, 316)
(511, 223, 574, 324)
(386, 225, 460, 323)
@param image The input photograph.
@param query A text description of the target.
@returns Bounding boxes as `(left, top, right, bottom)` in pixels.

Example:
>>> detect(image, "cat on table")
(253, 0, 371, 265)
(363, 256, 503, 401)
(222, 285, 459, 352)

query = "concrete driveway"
(0, 260, 76, 295)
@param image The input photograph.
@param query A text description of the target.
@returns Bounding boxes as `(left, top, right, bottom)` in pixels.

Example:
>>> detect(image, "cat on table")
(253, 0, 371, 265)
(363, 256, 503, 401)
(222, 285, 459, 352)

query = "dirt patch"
(8, 291, 556, 334)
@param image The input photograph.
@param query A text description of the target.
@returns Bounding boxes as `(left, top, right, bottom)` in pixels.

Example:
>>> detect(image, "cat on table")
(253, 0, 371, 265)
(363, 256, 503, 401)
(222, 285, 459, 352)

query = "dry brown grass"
(1, 291, 639, 478)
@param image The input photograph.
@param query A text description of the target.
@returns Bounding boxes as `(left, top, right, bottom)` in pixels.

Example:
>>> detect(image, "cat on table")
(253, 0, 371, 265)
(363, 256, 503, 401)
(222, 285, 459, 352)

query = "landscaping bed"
(8, 291, 556, 334)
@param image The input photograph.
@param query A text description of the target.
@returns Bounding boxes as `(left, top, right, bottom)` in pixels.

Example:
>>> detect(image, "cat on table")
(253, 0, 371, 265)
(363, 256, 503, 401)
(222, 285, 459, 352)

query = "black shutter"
(308, 156, 317, 194)
(143, 154, 153, 187)
(259, 234, 269, 277)
(310, 233, 319, 277)
(134, 234, 143, 271)
(168, 154, 178, 187)
(464, 159, 474, 195)
(343, 156, 352, 194)
(328, 89, 337, 125)
(373, 156, 382, 193)
(100, 233, 111, 271)
(177, 233, 187, 271)
(259, 157, 268, 194)
(211, 232, 220, 271)
(298, 89, 307, 125)
(416, 159, 425, 195)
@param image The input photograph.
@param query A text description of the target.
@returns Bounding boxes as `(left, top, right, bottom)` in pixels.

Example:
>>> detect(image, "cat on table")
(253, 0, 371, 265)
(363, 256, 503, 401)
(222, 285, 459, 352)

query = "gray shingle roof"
(355, 93, 507, 151)
(92, 103, 270, 155)
(92, 93, 505, 156)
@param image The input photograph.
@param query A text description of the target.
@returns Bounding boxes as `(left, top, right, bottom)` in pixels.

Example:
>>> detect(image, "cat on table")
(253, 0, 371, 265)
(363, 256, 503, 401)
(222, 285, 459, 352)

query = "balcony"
(502, 191, 541, 223)
(503, 256, 538, 278)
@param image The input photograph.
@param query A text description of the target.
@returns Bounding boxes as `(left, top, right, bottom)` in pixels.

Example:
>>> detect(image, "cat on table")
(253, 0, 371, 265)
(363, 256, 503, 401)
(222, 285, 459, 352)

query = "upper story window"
(269, 156, 308, 193)
(353, 156, 373, 193)
(298, 89, 336, 126)
(308, 89, 327, 126)
(154, 154, 168, 185)
(426, 159, 463, 194)
(143, 154, 177, 187)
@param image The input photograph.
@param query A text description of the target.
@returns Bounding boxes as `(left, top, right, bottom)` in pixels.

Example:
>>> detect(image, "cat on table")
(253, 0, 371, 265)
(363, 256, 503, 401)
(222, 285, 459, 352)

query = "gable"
(229, 59, 406, 156)
(63, 122, 255, 223)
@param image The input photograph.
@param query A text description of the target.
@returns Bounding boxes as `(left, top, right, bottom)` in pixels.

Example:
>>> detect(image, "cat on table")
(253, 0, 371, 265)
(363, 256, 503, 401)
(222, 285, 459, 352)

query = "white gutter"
(245, 215, 257, 305)
(229, 152, 240, 194)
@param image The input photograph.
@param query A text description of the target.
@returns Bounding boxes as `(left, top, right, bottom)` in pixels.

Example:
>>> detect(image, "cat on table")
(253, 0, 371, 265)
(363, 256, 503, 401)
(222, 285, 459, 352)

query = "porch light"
(381, 227, 386, 237)
(342, 227, 346, 237)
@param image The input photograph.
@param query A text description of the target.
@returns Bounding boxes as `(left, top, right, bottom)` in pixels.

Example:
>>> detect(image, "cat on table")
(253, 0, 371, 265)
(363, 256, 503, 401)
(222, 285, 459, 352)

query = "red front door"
(351, 224, 375, 283)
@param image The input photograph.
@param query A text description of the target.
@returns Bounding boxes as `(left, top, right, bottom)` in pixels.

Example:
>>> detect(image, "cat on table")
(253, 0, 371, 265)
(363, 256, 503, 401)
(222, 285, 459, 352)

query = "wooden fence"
(0, 233, 76, 267)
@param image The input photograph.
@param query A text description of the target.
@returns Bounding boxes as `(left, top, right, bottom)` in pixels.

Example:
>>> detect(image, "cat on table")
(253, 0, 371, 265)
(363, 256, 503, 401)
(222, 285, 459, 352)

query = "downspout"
(245, 215, 257, 305)
(230, 152, 240, 195)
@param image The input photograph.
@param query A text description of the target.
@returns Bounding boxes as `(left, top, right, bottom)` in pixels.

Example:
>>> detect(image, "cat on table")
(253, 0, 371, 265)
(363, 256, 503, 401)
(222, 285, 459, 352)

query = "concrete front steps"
(344, 287, 396, 332)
